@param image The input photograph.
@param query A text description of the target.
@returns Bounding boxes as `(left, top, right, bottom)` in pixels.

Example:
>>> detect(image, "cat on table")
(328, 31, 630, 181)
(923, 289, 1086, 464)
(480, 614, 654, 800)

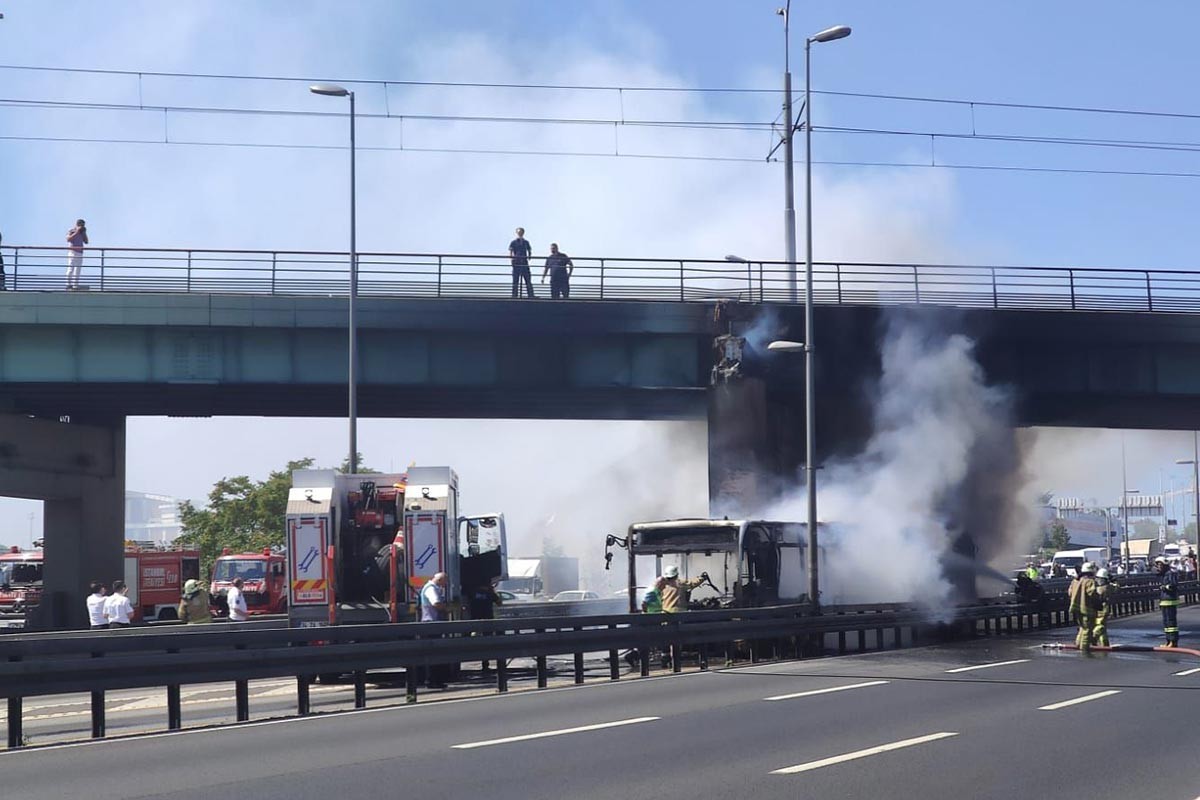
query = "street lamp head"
(310, 83, 351, 97)
(810, 25, 852, 43)
(1177, 459, 1197, 465)
(724, 255, 749, 263)
(768, 340, 805, 353)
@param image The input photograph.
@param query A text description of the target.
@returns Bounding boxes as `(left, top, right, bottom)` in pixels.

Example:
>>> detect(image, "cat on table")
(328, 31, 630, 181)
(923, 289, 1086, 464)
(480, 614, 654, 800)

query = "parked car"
(550, 590, 599, 602)
(495, 590, 534, 603)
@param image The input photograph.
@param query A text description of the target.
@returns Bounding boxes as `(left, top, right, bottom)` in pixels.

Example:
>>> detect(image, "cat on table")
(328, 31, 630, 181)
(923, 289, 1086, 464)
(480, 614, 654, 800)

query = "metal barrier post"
(235, 679, 250, 721)
(353, 671, 367, 709)
(913, 265, 921, 303)
(1146, 271, 1154, 311)
(437, 255, 443, 298)
(91, 689, 105, 738)
(1069, 269, 1076, 310)
(10, 249, 17, 291)
(991, 267, 998, 307)
(406, 667, 418, 703)
(271, 252, 277, 295)
(297, 676, 311, 716)
(536, 629, 548, 688)
(608, 623, 620, 681)
(599, 259, 605, 300)
(679, 260, 685, 301)
(99, 249, 106, 292)
(836, 263, 843, 304)
(497, 657, 509, 693)
(759, 261, 765, 302)
(573, 649, 585, 684)
(7, 697, 21, 749)
(186, 251, 193, 293)
(167, 684, 182, 730)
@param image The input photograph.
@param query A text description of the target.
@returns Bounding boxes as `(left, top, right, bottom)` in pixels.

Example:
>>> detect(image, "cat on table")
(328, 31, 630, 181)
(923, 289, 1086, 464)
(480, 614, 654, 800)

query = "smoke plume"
(765, 311, 1038, 607)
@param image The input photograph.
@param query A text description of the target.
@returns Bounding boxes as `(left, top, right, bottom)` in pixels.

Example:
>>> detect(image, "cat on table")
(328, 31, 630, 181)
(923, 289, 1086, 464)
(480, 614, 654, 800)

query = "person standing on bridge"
(86, 581, 108, 631)
(178, 579, 213, 624)
(65, 218, 88, 290)
(1155, 556, 1180, 648)
(420, 572, 450, 689)
(542, 242, 574, 300)
(509, 227, 534, 298)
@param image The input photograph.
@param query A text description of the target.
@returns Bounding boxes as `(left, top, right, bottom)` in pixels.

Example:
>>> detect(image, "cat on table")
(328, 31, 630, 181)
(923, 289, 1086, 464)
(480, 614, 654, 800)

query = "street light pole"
(310, 83, 358, 475)
(779, 2, 798, 304)
(1121, 435, 1130, 574)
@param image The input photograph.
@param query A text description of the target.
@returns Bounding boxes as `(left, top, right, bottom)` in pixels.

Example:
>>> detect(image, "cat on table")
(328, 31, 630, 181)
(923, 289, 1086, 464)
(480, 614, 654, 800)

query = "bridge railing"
(5, 245, 1200, 313)
(3, 582, 1196, 748)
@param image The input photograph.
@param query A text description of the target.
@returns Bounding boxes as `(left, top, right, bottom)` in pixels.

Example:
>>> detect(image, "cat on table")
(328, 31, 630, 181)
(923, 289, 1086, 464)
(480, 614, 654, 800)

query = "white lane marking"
(764, 680, 889, 702)
(1174, 667, 1200, 677)
(1038, 690, 1121, 711)
(452, 717, 660, 749)
(944, 659, 1030, 674)
(771, 732, 959, 775)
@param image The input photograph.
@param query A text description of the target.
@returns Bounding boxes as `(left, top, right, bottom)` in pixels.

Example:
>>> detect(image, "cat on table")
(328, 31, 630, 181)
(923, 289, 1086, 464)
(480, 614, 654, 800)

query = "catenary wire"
(3, 62, 1200, 122)
(8, 131, 1200, 178)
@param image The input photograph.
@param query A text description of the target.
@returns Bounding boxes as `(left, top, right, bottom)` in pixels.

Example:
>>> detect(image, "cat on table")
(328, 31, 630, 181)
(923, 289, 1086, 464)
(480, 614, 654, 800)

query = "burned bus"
(606, 519, 831, 612)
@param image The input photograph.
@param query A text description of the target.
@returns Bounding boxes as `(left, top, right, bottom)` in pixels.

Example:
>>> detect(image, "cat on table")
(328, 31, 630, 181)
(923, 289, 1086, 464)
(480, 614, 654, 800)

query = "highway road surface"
(5, 608, 1200, 800)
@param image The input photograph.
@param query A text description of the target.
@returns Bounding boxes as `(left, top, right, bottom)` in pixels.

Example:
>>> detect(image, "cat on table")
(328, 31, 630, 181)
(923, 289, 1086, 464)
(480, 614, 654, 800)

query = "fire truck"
(123, 544, 203, 622)
(0, 546, 44, 614)
(285, 467, 507, 627)
(210, 547, 288, 616)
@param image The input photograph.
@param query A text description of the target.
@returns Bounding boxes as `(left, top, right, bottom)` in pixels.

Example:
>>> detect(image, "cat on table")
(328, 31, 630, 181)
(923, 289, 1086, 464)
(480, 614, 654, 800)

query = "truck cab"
(0, 547, 43, 614)
(211, 548, 288, 616)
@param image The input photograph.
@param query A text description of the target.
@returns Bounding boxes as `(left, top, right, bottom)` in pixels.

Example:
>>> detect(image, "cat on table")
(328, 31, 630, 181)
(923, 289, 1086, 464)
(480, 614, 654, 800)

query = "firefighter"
(1092, 567, 1114, 647)
(657, 565, 708, 613)
(178, 579, 213, 625)
(1155, 556, 1180, 648)
(1070, 562, 1098, 652)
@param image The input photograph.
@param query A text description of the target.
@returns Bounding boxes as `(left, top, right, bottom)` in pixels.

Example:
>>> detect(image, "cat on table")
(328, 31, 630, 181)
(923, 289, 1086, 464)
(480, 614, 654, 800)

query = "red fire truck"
(123, 544, 202, 622)
(0, 547, 44, 614)
(210, 547, 288, 616)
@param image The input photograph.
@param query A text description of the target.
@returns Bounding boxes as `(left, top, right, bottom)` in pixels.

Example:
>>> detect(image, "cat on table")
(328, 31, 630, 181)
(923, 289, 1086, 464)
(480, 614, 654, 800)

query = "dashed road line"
(764, 680, 889, 702)
(770, 732, 959, 775)
(944, 659, 1029, 674)
(452, 717, 660, 749)
(1174, 667, 1200, 677)
(1038, 690, 1121, 711)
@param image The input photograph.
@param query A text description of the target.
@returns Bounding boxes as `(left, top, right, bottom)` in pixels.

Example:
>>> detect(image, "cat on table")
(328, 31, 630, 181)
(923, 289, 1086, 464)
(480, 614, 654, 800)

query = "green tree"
(338, 453, 380, 474)
(1048, 520, 1070, 552)
(177, 458, 315, 576)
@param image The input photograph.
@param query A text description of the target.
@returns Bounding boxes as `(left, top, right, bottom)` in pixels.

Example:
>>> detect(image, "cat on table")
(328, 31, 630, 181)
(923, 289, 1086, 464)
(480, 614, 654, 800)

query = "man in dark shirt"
(542, 242, 574, 300)
(509, 227, 534, 298)
(469, 582, 503, 673)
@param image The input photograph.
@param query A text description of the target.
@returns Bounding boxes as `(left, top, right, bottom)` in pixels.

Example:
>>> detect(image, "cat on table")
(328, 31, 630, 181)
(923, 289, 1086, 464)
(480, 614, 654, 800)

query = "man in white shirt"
(86, 582, 108, 630)
(104, 580, 134, 628)
(419, 572, 450, 689)
(226, 577, 249, 621)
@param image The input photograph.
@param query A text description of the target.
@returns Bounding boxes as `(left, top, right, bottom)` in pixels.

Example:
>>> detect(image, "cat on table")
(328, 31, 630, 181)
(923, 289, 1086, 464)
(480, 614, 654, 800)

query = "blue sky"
(1, 2, 1198, 552)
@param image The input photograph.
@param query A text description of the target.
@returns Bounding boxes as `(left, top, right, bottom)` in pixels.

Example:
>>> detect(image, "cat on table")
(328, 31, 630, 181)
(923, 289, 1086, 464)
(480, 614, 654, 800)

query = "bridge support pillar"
(0, 414, 125, 631)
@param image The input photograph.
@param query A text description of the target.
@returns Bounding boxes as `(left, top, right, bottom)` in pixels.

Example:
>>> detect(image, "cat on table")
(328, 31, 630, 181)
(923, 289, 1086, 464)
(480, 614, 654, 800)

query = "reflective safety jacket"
(1160, 570, 1180, 607)
(1093, 582, 1113, 619)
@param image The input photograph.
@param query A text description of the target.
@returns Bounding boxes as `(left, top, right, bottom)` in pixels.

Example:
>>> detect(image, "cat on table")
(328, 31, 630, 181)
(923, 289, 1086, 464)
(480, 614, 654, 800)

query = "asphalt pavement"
(5, 607, 1200, 800)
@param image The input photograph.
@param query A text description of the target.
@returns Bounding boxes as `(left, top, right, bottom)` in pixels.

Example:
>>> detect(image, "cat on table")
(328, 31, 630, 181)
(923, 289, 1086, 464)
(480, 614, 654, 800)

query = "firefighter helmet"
(663, 565, 679, 579)
(1154, 555, 1168, 565)
(1080, 562, 1096, 574)
(1096, 568, 1109, 579)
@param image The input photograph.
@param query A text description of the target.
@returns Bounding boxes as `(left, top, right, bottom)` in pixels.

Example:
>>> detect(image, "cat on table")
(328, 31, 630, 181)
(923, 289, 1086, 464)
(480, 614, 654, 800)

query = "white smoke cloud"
(763, 313, 1038, 606)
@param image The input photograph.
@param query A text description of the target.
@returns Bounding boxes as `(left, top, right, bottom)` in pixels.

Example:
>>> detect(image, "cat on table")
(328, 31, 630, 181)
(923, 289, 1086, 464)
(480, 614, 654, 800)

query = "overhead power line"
(7, 131, 1200, 179)
(3, 62, 1200, 122)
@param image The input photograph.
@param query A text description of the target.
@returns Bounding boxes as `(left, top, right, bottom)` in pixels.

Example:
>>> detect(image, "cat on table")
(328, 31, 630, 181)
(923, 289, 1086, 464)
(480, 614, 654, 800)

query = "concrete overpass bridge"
(5, 244, 1200, 626)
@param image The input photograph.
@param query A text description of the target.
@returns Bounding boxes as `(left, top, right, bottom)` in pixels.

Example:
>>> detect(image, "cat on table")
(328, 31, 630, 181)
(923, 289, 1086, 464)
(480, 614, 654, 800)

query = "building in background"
(125, 491, 182, 545)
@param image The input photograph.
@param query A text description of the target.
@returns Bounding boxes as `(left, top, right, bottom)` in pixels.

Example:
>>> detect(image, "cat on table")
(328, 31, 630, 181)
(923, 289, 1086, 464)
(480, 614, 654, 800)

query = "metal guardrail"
(4, 245, 1200, 313)
(5, 582, 1196, 749)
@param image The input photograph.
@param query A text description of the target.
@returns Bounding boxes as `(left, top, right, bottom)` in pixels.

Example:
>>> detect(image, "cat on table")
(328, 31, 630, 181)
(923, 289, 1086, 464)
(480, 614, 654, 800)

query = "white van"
(1051, 548, 1106, 578)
